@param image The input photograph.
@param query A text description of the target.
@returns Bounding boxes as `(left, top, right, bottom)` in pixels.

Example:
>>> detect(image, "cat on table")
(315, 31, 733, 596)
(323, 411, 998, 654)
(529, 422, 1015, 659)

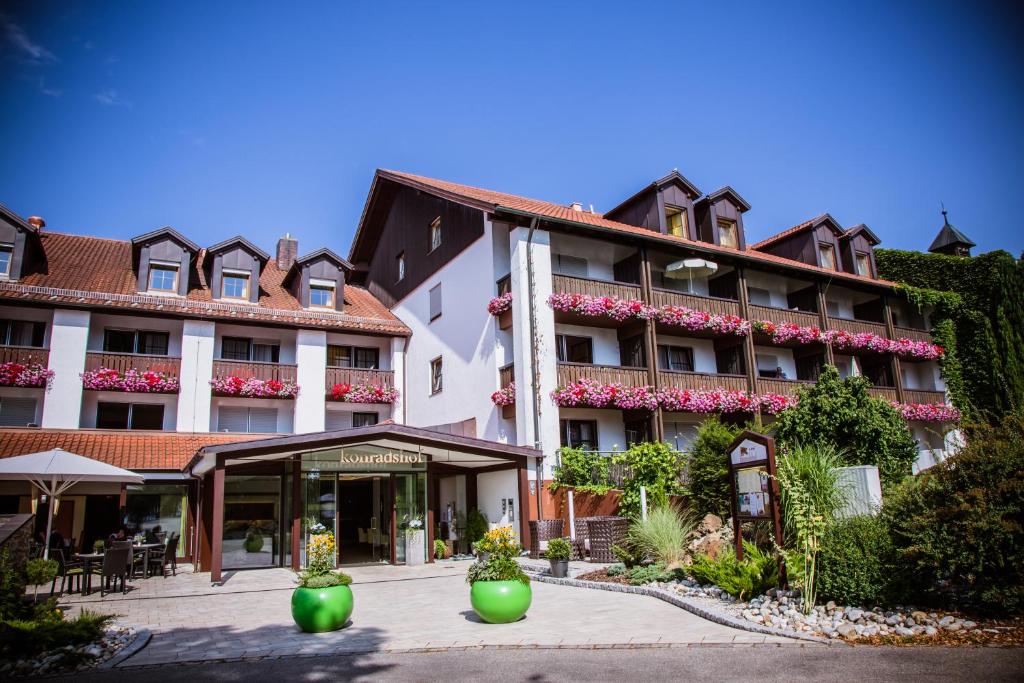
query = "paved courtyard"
(60, 562, 804, 667)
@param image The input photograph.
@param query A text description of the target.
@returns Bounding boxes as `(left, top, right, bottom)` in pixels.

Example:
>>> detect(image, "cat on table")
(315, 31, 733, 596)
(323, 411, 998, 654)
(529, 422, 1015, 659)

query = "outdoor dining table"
(73, 552, 104, 596)
(132, 542, 164, 579)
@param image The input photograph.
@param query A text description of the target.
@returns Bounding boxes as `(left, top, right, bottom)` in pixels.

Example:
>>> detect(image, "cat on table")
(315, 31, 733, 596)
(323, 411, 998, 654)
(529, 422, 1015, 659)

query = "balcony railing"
(651, 289, 741, 318)
(499, 363, 514, 389)
(867, 386, 899, 401)
(0, 345, 50, 367)
(827, 316, 888, 338)
(85, 351, 181, 376)
(551, 273, 643, 301)
(557, 362, 648, 389)
(757, 377, 816, 398)
(893, 326, 932, 343)
(903, 388, 946, 405)
(747, 303, 820, 329)
(324, 367, 394, 392)
(212, 359, 298, 383)
(658, 370, 747, 393)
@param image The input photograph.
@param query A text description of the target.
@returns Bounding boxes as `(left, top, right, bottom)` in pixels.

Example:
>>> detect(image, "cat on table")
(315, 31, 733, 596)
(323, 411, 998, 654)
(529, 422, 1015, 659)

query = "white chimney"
(570, 202, 583, 212)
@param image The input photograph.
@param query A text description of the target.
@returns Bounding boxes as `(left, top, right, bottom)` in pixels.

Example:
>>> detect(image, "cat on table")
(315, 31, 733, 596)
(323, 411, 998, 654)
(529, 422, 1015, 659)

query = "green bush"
(0, 548, 27, 621)
(614, 442, 684, 518)
(686, 417, 743, 518)
(626, 563, 684, 586)
(243, 529, 264, 553)
(544, 538, 572, 561)
(433, 539, 449, 560)
(883, 411, 1024, 613)
(626, 506, 697, 569)
(464, 509, 489, 546)
(816, 515, 898, 607)
(610, 543, 644, 568)
(551, 447, 612, 494)
(606, 563, 627, 577)
(466, 554, 530, 586)
(25, 558, 59, 603)
(689, 542, 779, 601)
(299, 572, 353, 589)
(0, 609, 112, 660)
(772, 365, 919, 487)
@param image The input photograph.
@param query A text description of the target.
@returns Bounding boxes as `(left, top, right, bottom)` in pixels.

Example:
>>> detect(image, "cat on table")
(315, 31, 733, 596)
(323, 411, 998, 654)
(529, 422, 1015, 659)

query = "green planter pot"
(470, 580, 532, 624)
(291, 585, 354, 633)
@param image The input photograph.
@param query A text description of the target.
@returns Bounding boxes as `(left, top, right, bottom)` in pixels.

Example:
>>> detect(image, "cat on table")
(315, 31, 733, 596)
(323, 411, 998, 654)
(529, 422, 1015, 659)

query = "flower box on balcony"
(0, 361, 53, 389)
(548, 293, 656, 323)
(211, 376, 299, 399)
(329, 382, 398, 404)
(81, 367, 179, 393)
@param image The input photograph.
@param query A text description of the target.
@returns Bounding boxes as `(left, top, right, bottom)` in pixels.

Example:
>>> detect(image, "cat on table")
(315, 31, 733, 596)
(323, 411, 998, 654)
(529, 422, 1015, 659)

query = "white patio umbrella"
(0, 448, 145, 559)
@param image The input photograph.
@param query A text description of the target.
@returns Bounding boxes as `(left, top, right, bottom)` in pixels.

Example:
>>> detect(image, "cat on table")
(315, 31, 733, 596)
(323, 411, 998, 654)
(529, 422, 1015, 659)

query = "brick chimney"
(27, 216, 45, 229)
(276, 233, 298, 270)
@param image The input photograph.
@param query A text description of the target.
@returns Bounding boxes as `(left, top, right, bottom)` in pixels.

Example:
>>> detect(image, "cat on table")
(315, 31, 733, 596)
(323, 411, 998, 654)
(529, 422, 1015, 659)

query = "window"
(251, 342, 280, 363)
(221, 337, 251, 361)
(326, 345, 378, 369)
(0, 320, 45, 347)
(429, 283, 442, 321)
(353, 412, 378, 428)
(0, 244, 12, 278)
(396, 252, 406, 282)
(826, 300, 840, 317)
(309, 282, 335, 308)
(818, 243, 837, 270)
(327, 345, 351, 367)
(717, 219, 738, 248)
(552, 254, 588, 277)
(0, 397, 37, 427)
(148, 264, 179, 292)
(217, 406, 278, 433)
(430, 356, 443, 394)
(619, 334, 645, 367)
(624, 419, 651, 446)
(220, 337, 279, 363)
(756, 354, 785, 379)
(221, 271, 249, 300)
(556, 334, 593, 364)
(658, 345, 695, 372)
(97, 402, 164, 430)
(429, 217, 442, 252)
(666, 206, 688, 237)
(855, 252, 872, 277)
(747, 287, 772, 306)
(103, 329, 169, 356)
(560, 419, 598, 450)
(354, 347, 379, 369)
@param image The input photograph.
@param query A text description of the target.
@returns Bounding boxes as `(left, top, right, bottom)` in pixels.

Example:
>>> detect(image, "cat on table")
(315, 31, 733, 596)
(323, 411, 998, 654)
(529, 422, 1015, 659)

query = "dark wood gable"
(283, 249, 351, 312)
(203, 237, 270, 304)
(755, 215, 846, 272)
(693, 187, 750, 249)
(0, 206, 44, 281)
(130, 227, 199, 296)
(604, 171, 702, 239)
(839, 225, 880, 278)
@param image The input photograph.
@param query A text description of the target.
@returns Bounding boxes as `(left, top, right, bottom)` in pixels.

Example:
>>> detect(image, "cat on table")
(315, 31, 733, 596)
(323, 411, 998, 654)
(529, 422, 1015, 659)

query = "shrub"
(434, 539, 449, 560)
(464, 509, 489, 547)
(607, 563, 627, 577)
(626, 506, 697, 570)
(25, 559, 58, 603)
(611, 543, 644, 568)
(551, 447, 612, 494)
(544, 537, 572, 561)
(816, 515, 898, 606)
(689, 542, 779, 601)
(627, 563, 684, 586)
(0, 548, 27, 621)
(883, 411, 1024, 613)
(0, 609, 112, 660)
(614, 442, 684, 518)
(466, 554, 530, 585)
(298, 531, 352, 589)
(686, 417, 744, 518)
(772, 365, 919, 487)
(243, 529, 264, 553)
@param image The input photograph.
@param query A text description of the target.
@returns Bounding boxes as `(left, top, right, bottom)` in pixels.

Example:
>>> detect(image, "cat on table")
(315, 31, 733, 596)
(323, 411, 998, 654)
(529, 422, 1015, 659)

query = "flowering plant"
(656, 387, 760, 413)
(491, 382, 516, 406)
(890, 402, 960, 422)
(81, 367, 179, 393)
(820, 330, 943, 359)
(550, 379, 659, 411)
(751, 320, 822, 345)
(210, 375, 299, 398)
(548, 293, 656, 322)
(656, 306, 750, 336)
(473, 525, 520, 557)
(487, 292, 513, 315)
(329, 382, 399, 404)
(760, 393, 798, 415)
(0, 362, 54, 388)
(887, 338, 944, 360)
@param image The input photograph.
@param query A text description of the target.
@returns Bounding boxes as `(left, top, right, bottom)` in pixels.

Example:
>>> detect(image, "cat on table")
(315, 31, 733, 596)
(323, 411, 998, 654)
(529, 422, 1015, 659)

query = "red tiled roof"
(374, 171, 897, 289)
(0, 428, 271, 471)
(749, 216, 822, 250)
(1, 232, 409, 336)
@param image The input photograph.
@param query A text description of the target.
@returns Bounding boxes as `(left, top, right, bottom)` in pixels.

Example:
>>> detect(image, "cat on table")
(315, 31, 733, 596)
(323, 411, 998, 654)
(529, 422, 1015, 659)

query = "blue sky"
(1, 1, 1022, 258)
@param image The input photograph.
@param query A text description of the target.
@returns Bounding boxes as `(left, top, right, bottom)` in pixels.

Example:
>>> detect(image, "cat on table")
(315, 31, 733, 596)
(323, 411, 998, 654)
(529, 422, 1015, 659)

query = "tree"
(772, 365, 918, 487)
(685, 417, 743, 518)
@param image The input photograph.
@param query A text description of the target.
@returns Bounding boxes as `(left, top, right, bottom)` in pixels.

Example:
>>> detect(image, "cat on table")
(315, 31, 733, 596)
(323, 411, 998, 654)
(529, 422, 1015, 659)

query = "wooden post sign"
(726, 430, 784, 569)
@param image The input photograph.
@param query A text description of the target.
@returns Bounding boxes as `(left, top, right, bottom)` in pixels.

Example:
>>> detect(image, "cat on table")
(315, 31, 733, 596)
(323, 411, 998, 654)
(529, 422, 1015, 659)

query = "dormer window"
(148, 262, 179, 293)
(309, 279, 336, 308)
(819, 243, 837, 270)
(429, 217, 442, 252)
(717, 219, 738, 248)
(0, 244, 12, 279)
(855, 252, 872, 277)
(221, 270, 250, 300)
(666, 206, 688, 238)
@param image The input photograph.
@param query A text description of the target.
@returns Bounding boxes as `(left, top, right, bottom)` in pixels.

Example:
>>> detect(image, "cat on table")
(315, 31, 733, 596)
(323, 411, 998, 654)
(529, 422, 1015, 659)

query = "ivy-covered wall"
(876, 248, 1024, 422)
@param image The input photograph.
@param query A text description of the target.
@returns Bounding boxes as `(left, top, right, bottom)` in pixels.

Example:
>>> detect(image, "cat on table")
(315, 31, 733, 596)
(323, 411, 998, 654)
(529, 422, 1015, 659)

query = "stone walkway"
(60, 562, 806, 667)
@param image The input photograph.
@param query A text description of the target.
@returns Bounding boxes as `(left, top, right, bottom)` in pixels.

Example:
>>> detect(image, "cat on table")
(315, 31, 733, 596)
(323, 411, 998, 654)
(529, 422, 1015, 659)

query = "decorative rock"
(944, 621, 962, 632)
(837, 623, 858, 638)
(826, 601, 836, 611)
(925, 626, 938, 636)
(963, 621, 977, 630)
(846, 608, 864, 621)
(894, 626, 914, 637)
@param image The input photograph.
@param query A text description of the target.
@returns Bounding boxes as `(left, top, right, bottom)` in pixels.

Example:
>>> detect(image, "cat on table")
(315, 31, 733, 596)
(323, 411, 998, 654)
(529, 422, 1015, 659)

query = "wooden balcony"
(0, 345, 49, 367)
(757, 377, 816, 398)
(867, 386, 898, 401)
(85, 351, 181, 376)
(324, 367, 395, 392)
(658, 370, 748, 394)
(212, 359, 298, 383)
(828, 316, 888, 338)
(747, 304, 821, 329)
(499, 363, 514, 389)
(903, 388, 946, 405)
(651, 289, 741, 317)
(551, 274, 643, 329)
(557, 362, 648, 389)
(894, 326, 932, 343)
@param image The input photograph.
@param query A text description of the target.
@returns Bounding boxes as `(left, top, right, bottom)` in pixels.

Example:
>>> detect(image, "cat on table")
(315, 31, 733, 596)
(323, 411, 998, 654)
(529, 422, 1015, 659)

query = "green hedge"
(816, 515, 899, 606)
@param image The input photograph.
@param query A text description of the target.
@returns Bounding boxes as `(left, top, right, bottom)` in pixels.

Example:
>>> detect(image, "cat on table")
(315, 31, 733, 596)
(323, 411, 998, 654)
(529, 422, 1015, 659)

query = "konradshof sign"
(726, 431, 784, 580)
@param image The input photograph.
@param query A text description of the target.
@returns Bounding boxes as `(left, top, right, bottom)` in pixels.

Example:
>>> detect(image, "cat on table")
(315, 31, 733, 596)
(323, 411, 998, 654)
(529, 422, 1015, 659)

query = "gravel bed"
(0, 623, 139, 678)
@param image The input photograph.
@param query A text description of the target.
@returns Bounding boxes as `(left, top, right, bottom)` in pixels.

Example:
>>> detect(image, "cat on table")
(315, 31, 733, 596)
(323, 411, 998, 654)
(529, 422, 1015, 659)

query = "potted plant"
(544, 537, 572, 578)
(244, 525, 264, 553)
(404, 516, 425, 566)
(434, 539, 451, 560)
(291, 530, 353, 633)
(466, 526, 531, 624)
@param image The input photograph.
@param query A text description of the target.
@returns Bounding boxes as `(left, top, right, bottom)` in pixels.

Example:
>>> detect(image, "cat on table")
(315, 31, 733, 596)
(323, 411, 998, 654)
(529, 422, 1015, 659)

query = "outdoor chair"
(49, 548, 85, 596)
(147, 536, 179, 577)
(587, 516, 629, 563)
(529, 519, 565, 559)
(99, 546, 131, 595)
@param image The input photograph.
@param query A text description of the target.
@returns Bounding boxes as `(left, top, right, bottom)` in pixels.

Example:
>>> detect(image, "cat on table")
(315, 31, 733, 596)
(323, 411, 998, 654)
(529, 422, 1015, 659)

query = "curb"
(102, 628, 152, 668)
(526, 571, 834, 646)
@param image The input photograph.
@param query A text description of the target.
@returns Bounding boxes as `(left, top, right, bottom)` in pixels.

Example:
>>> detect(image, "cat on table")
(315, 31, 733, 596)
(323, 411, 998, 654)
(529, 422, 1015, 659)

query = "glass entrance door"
(222, 475, 280, 570)
(394, 472, 426, 564)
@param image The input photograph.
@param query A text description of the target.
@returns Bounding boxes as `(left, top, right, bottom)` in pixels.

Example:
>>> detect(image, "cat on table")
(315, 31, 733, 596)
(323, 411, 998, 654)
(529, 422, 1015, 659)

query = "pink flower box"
(210, 376, 299, 399)
(329, 382, 399, 404)
(751, 320, 822, 345)
(657, 306, 750, 336)
(890, 402, 960, 422)
(0, 362, 54, 389)
(487, 292, 513, 315)
(81, 367, 179, 393)
(491, 382, 516, 406)
(548, 293, 657, 322)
